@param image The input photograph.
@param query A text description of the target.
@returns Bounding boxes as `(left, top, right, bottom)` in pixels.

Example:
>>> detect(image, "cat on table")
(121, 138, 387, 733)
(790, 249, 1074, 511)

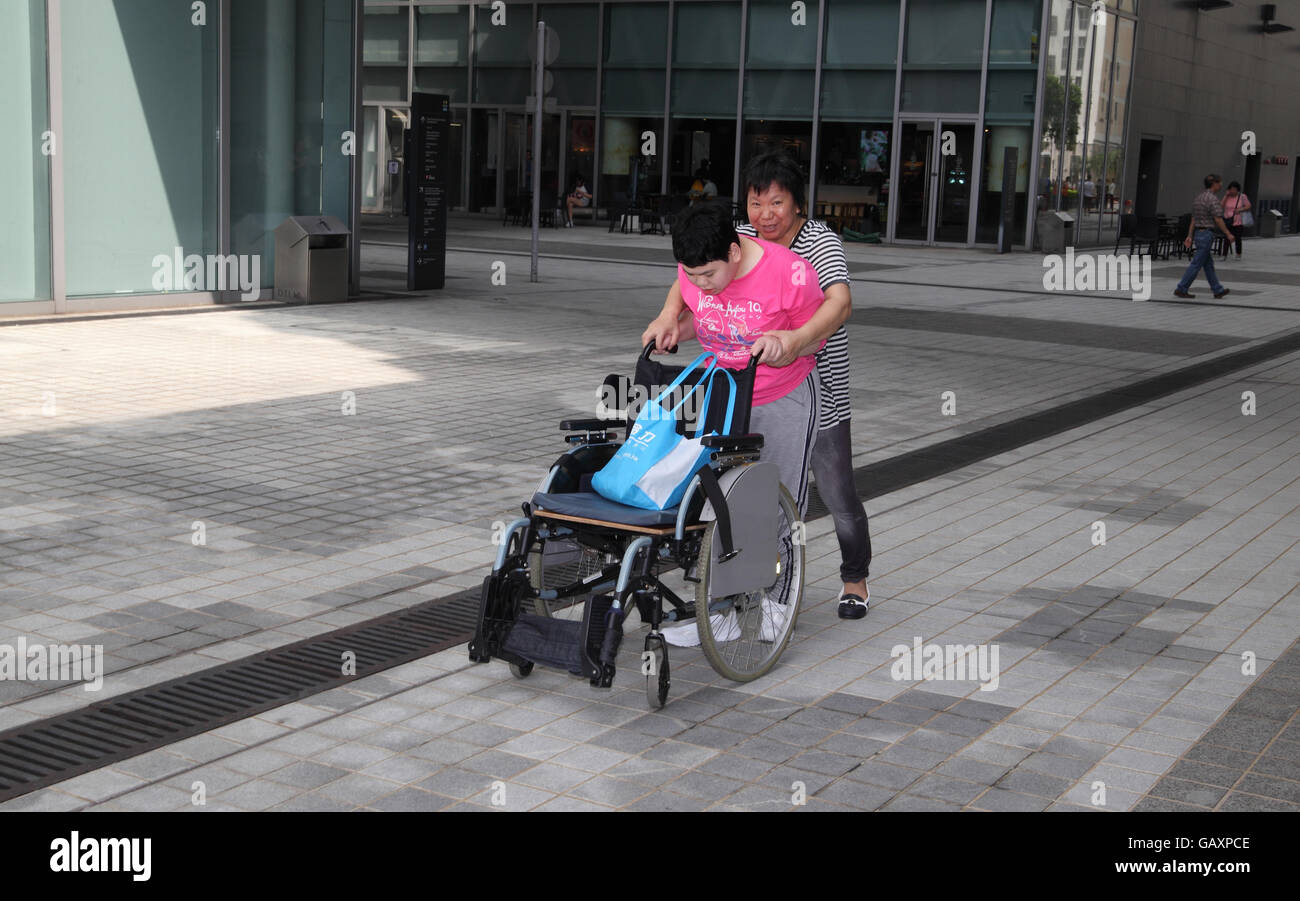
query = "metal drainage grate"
(0, 588, 481, 803)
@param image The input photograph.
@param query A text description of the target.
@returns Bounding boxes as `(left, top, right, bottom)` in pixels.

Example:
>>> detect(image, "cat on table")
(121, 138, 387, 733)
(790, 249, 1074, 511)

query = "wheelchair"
(468, 345, 806, 709)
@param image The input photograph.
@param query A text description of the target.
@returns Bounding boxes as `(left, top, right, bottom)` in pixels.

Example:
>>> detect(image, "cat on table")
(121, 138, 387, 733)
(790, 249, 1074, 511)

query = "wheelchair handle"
(642, 341, 678, 358)
(642, 341, 758, 372)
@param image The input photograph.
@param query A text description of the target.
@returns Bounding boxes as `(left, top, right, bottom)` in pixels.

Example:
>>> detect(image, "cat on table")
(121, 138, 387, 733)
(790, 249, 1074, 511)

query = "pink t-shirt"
(678, 237, 825, 406)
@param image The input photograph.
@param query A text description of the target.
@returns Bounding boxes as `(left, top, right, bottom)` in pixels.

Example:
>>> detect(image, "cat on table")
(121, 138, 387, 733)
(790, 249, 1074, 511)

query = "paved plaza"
(1, 220, 1298, 811)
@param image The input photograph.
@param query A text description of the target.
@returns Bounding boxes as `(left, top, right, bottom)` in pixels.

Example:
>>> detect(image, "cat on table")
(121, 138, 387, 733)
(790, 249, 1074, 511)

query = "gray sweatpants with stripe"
(749, 371, 821, 517)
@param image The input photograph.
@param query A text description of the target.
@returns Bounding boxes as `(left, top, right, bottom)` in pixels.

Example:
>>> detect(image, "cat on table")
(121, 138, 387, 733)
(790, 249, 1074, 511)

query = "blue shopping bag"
(592, 352, 736, 510)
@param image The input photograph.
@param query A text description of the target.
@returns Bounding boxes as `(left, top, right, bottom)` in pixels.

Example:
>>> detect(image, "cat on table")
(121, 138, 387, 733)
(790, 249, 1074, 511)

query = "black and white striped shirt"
(738, 220, 852, 430)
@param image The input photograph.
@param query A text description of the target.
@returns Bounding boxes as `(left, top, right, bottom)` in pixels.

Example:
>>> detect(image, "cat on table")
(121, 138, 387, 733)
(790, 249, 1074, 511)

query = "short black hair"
(743, 151, 807, 216)
(1227, 180, 1241, 191)
(671, 201, 739, 267)
(1204, 173, 1221, 188)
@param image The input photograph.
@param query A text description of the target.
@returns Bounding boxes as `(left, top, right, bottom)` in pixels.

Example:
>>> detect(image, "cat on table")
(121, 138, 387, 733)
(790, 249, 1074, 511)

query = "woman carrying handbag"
(1221, 181, 1252, 260)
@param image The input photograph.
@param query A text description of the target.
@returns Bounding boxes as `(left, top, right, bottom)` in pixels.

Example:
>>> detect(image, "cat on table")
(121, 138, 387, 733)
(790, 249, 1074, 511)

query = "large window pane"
(1038, 0, 1079, 213)
(414, 4, 468, 103)
(905, 0, 985, 65)
(742, 0, 815, 195)
(231, 0, 354, 286)
(0, 0, 50, 301)
(62, 0, 218, 297)
(824, 0, 898, 67)
(541, 3, 598, 106)
(901, 0, 985, 113)
(990, 0, 1041, 64)
(364, 5, 408, 102)
(473, 1, 531, 105)
(976, 125, 1033, 242)
(600, 3, 667, 203)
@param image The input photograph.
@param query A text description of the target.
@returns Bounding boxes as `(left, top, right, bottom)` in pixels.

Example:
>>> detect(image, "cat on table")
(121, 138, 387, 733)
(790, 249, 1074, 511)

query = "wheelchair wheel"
(695, 484, 803, 682)
(644, 634, 670, 709)
(528, 541, 616, 618)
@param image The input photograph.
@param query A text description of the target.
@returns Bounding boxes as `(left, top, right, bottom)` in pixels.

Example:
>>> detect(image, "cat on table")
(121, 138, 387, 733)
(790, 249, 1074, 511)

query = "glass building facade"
(362, 0, 1139, 248)
(2, 0, 359, 312)
(3, 0, 1143, 310)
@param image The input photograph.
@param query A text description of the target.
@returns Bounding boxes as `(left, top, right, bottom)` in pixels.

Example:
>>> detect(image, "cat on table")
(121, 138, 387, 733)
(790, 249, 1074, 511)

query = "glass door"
(893, 118, 976, 244)
(383, 107, 409, 215)
(935, 122, 975, 243)
(895, 121, 934, 241)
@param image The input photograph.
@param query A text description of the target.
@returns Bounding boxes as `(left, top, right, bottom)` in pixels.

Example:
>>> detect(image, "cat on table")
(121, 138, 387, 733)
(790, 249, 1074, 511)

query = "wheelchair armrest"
(701, 433, 763, 451)
(560, 418, 627, 432)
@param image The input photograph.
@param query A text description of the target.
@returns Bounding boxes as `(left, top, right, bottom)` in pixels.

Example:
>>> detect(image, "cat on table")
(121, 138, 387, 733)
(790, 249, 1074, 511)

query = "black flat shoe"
(837, 590, 869, 620)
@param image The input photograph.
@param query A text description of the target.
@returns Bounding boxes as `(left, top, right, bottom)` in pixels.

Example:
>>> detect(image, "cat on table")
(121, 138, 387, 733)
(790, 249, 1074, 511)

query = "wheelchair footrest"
(501, 594, 619, 684)
(503, 614, 584, 675)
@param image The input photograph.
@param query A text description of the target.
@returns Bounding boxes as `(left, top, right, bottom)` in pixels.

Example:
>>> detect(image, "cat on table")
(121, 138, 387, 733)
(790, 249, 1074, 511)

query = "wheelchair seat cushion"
(532, 491, 679, 528)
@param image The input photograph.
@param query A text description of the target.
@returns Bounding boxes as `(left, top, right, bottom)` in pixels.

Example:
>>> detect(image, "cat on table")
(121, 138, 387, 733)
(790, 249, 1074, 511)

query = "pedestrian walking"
(1174, 174, 1234, 299)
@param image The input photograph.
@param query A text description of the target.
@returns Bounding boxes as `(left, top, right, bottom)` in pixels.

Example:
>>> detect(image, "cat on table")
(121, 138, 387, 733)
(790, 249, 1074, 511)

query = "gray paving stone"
(970, 788, 1052, 811)
(1017, 753, 1094, 780)
(876, 745, 949, 771)
(1235, 774, 1300, 805)
(1165, 759, 1244, 788)
(843, 760, 925, 791)
(267, 761, 350, 790)
(911, 775, 987, 805)
(625, 791, 711, 812)
(666, 770, 746, 801)
(568, 776, 650, 807)
(1131, 796, 1203, 812)
(1148, 777, 1227, 808)
(814, 778, 894, 810)
(367, 787, 456, 811)
(996, 768, 1071, 799)
(1218, 792, 1300, 812)
(882, 794, 962, 811)
(936, 756, 1011, 785)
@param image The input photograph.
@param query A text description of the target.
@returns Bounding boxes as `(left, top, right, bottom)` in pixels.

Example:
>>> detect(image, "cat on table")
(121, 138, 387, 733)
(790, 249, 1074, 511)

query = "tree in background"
(1041, 75, 1083, 152)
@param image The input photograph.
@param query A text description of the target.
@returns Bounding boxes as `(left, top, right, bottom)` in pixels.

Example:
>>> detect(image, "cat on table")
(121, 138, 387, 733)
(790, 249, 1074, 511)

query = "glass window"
(1038, 0, 1079, 213)
(901, 0, 986, 113)
(742, 0, 817, 195)
(414, 4, 468, 103)
(600, 3, 667, 203)
(821, 0, 897, 120)
(62, 0, 218, 297)
(541, 3, 598, 106)
(0, 0, 51, 302)
(364, 5, 409, 102)
(473, 1, 532, 105)
(669, 3, 740, 202)
(824, 0, 898, 67)
(904, 0, 986, 66)
(990, 0, 1041, 65)
(231, 0, 354, 286)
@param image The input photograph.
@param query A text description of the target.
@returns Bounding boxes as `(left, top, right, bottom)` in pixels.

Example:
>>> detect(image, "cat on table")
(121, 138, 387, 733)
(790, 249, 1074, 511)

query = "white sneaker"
(759, 596, 789, 642)
(661, 611, 740, 647)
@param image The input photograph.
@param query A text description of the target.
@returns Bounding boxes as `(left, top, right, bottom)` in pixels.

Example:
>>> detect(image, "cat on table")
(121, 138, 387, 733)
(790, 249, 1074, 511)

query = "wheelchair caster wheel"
(644, 635, 670, 709)
(509, 660, 534, 679)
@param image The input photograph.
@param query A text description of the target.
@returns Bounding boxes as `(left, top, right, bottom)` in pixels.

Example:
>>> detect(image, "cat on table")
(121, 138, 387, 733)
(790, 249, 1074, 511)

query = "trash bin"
(1036, 211, 1075, 253)
(274, 216, 350, 303)
(1257, 209, 1283, 239)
